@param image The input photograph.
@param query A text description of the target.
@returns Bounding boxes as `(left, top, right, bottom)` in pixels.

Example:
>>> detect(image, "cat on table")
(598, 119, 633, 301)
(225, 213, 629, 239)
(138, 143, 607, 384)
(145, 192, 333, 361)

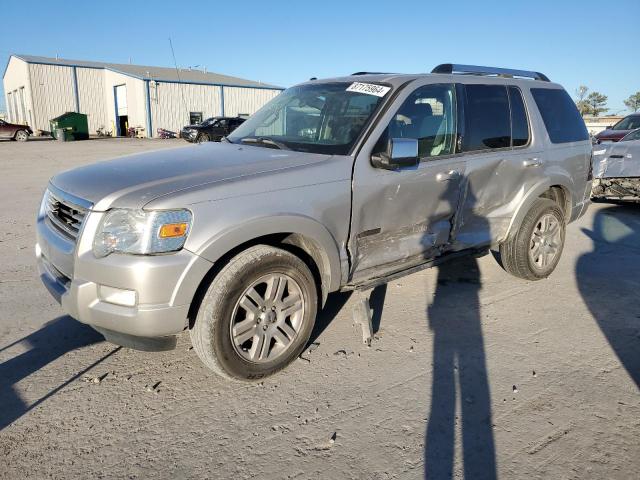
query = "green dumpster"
(50, 112, 89, 141)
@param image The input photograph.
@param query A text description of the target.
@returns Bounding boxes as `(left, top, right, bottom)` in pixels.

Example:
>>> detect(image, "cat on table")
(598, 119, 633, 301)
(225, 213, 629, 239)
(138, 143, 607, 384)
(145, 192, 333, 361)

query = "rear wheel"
(498, 198, 565, 280)
(190, 245, 317, 381)
(196, 133, 210, 143)
(14, 130, 29, 142)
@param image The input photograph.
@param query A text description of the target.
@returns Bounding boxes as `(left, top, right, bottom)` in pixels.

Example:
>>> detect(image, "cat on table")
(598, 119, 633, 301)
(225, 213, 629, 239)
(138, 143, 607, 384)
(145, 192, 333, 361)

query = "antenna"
(169, 38, 189, 124)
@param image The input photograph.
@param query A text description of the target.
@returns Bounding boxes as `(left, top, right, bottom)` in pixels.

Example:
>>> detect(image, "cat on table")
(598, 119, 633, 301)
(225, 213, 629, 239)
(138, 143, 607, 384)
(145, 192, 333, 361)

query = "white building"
(3, 54, 283, 137)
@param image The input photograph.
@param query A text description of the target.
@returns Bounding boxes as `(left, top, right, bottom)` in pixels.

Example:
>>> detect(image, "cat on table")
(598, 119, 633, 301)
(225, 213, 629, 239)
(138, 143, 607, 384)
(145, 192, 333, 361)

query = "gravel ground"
(0, 138, 638, 479)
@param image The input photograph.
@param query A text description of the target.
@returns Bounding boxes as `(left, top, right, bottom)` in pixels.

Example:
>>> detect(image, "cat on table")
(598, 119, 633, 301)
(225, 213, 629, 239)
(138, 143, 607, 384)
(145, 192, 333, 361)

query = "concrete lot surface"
(0, 138, 638, 479)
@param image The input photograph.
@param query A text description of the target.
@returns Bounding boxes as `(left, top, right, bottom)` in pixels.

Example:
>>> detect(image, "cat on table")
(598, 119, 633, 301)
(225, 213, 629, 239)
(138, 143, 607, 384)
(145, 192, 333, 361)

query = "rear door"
(348, 82, 466, 284)
(453, 83, 545, 248)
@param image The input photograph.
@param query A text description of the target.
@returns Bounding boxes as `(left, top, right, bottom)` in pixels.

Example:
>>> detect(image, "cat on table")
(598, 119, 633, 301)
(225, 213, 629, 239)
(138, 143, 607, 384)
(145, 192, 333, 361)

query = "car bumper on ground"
(591, 177, 640, 202)
(36, 210, 213, 341)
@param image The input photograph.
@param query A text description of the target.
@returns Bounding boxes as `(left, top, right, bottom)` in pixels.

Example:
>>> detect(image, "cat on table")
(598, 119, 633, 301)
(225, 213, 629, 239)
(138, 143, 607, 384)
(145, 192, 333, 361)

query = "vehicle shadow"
(576, 203, 640, 388)
(308, 291, 353, 345)
(0, 316, 107, 431)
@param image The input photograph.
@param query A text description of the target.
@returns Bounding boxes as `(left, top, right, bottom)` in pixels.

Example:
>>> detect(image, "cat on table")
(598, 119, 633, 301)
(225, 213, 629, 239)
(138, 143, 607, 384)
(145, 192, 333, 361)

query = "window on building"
(531, 88, 589, 143)
(189, 112, 203, 125)
(463, 85, 511, 151)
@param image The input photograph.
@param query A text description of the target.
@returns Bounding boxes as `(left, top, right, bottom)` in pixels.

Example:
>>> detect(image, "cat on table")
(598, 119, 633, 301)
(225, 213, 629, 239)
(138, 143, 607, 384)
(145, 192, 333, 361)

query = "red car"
(594, 113, 640, 144)
(0, 118, 32, 141)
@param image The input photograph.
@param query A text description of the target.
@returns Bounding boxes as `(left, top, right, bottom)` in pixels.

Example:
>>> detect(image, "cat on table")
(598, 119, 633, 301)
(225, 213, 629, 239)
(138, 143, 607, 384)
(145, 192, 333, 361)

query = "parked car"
(0, 119, 32, 141)
(593, 113, 640, 144)
(180, 116, 246, 143)
(592, 128, 640, 202)
(36, 64, 592, 380)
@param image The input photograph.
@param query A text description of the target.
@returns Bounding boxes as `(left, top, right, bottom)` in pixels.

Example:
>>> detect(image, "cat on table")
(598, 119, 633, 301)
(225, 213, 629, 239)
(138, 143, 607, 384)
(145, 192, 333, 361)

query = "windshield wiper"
(239, 137, 290, 150)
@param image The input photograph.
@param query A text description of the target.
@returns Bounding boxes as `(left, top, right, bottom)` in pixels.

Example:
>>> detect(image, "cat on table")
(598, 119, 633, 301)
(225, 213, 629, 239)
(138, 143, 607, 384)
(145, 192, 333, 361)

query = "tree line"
(575, 86, 640, 117)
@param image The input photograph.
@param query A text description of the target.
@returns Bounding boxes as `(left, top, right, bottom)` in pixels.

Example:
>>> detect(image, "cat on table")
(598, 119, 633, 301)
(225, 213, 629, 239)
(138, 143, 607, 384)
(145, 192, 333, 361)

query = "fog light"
(35, 243, 42, 257)
(98, 285, 137, 307)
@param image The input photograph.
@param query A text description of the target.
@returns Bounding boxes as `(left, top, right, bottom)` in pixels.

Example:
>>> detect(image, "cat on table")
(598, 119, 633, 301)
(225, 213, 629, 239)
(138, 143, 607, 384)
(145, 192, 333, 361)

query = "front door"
(349, 83, 466, 284)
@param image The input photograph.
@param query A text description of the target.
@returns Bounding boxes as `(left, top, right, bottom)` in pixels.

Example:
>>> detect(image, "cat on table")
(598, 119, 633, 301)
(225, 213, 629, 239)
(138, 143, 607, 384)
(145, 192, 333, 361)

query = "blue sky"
(1, 0, 638, 115)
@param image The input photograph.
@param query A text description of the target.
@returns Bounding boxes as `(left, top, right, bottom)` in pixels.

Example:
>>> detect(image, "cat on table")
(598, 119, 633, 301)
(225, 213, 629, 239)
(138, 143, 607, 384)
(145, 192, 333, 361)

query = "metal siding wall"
(29, 63, 76, 131)
(223, 87, 280, 117)
(150, 82, 222, 134)
(76, 68, 108, 134)
(3, 57, 34, 127)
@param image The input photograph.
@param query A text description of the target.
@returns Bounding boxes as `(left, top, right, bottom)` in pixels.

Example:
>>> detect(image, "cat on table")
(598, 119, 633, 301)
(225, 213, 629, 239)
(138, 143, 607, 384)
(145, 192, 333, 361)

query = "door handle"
(436, 170, 460, 182)
(523, 158, 542, 168)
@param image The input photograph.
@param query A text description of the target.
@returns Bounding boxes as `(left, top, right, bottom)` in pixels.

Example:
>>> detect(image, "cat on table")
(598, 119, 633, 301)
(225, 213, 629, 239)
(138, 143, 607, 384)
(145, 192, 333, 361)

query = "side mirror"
(606, 125, 613, 130)
(371, 138, 419, 170)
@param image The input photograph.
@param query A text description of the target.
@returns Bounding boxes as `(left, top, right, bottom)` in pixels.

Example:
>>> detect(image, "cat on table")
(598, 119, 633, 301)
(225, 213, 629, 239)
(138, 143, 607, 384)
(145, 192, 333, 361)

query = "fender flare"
(194, 214, 344, 302)
(503, 177, 573, 241)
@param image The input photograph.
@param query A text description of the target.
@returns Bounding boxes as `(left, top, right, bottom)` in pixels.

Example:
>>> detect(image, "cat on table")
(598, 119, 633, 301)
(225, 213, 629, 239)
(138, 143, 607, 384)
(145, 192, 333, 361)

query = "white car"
(592, 128, 640, 202)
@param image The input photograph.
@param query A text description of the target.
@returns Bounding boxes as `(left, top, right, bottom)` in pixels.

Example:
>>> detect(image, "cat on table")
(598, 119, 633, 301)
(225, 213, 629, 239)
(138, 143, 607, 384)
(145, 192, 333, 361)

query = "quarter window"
(463, 85, 511, 151)
(382, 83, 457, 158)
(509, 87, 530, 147)
(530, 88, 589, 143)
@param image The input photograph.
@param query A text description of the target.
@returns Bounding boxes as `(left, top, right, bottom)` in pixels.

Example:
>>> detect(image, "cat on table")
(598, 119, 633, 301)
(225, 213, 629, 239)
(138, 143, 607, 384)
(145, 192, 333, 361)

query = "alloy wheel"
(230, 273, 305, 363)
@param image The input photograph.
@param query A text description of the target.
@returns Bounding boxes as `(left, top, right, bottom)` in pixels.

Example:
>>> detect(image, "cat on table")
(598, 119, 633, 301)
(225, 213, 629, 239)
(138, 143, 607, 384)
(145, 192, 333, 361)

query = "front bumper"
(36, 205, 213, 339)
(180, 129, 197, 142)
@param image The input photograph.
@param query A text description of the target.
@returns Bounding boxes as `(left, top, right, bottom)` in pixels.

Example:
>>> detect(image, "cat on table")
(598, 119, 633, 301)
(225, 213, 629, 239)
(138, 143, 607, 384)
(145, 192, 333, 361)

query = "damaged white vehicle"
(592, 128, 640, 202)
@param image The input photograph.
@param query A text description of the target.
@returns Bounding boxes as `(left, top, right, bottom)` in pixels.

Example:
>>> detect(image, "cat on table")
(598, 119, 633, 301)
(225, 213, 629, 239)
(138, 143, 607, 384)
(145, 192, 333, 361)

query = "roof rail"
(431, 64, 550, 82)
(350, 71, 391, 76)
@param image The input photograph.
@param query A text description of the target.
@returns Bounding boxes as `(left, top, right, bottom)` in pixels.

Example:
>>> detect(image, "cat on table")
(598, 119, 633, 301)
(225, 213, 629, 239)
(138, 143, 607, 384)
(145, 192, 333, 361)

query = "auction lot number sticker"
(346, 82, 391, 97)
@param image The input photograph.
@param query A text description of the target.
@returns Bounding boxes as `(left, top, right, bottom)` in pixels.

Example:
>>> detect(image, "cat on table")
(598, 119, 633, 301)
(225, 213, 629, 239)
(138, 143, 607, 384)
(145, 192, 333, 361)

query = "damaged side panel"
(348, 157, 466, 285)
(592, 141, 640, 201)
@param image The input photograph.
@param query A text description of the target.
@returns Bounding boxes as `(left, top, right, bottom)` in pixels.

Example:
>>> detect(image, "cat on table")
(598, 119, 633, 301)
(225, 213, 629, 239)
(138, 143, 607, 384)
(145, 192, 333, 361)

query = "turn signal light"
(159, 223, 188, 238)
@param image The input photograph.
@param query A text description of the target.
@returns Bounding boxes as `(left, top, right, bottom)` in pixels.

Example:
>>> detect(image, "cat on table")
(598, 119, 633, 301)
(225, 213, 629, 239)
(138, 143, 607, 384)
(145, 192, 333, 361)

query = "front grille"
(45, 190, 88, 241)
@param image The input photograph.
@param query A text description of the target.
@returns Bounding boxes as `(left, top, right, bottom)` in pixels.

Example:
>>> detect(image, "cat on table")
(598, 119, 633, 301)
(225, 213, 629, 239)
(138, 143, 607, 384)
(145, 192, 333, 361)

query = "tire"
(14, 130, 29, 142)
(196, 133, 210, 143)
(190, 245, 318, 381)
(498, 198, 565, 281)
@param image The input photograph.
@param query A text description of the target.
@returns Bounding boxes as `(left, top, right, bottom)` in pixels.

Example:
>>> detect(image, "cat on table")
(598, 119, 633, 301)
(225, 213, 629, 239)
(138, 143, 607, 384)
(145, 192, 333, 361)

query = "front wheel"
(190, 245, 318, 381)
(14, 130, 29, 142)
(196, 133, 210, 143)
(498, 198, 565, 280)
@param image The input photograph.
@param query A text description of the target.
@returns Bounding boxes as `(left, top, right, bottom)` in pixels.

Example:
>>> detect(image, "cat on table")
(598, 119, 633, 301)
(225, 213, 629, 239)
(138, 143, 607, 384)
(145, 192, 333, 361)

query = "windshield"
(621, 128, 640, 142)
(227, 82, 390, 155)
(612, 115, 640, 130)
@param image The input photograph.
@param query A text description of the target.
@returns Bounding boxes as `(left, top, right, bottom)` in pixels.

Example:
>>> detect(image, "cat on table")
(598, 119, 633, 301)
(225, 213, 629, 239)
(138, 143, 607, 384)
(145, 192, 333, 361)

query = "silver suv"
(36, 64, 592, 380)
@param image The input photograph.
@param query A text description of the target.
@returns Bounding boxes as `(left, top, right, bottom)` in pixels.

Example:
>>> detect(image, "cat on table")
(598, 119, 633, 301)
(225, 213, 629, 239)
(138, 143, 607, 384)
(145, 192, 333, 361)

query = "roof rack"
(350, 71, 391, 76)
(431, 64, 550, 82)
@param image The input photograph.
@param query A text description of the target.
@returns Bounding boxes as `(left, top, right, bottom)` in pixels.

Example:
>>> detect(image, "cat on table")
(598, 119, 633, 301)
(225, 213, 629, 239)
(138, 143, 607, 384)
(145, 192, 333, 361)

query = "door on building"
(114, 85, 128, 136)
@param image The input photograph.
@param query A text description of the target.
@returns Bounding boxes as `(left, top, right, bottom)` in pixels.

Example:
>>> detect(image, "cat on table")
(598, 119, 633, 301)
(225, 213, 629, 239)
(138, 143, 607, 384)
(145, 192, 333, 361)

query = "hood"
(50, 142, 331, 211)
(595, 129, 628, 141)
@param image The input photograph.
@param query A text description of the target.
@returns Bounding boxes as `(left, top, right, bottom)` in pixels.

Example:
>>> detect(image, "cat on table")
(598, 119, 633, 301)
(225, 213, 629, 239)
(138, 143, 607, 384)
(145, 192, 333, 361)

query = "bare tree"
(624, 92, 640, 112)
(575, 85, 590, 116)
(586, 92, 608, 117)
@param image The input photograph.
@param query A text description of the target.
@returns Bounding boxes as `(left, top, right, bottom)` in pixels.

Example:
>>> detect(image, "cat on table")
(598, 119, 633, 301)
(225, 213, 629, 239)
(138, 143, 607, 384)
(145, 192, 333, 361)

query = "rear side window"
(463, 85, 511, 151)
(531, 88, 588, 143)
(509, 87, 529, 147)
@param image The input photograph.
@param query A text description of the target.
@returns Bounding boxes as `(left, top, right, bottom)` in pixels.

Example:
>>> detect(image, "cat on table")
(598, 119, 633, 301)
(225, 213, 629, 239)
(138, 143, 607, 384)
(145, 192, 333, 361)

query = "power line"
(168, 38, 188, 122)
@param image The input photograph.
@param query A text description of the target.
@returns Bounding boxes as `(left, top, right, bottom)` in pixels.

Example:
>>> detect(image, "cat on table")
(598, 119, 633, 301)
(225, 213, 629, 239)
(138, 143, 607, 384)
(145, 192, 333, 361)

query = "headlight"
(93, 209, 192, 258)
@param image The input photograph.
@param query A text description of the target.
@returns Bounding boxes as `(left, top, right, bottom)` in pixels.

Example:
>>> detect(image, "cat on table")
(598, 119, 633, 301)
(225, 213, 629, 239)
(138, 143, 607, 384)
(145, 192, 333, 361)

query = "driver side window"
(379, 84, 457, 159)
